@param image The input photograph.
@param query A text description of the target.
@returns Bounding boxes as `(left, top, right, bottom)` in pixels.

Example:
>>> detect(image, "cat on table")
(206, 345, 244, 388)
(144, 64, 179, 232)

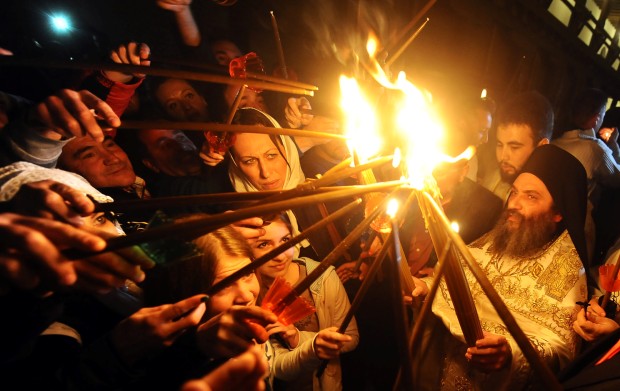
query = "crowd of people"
(2, 1, 620, 390)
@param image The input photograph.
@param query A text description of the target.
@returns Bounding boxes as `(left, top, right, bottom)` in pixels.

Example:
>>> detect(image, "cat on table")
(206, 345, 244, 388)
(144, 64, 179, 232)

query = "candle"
(63, 181, 401, 259)
(118, 120, 346, 141)
(0, 57, 315, 97)
(270, 11, 288, 80)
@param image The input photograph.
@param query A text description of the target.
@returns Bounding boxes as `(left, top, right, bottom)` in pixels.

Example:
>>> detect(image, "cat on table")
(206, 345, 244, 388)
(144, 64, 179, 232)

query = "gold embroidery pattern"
(437, 231, 584, 345)
(535, 243, 582, 301)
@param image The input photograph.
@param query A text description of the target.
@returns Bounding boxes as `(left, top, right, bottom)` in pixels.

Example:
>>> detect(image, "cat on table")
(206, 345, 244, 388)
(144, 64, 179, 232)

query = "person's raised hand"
(466, 332, 512, 372)
(313, 326, 352, 360)
(105, 42, 151, 83)
(181, 345, 267, 391)
(230, 217, 267, 246)
(30, 89, 120, 142)
(266, 321, 300, 348)
(69, 225, 155, 294)
(196, 305, 276, 359)
(110, 294, 207, 366)
(6, 180, 95, 226)
(199, 142, 225, 167)
(284, 97, 313, 129)
(0, 213, 106, 292)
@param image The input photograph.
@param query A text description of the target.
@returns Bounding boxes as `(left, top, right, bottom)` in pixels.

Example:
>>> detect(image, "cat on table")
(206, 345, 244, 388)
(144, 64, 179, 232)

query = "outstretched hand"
(6, 180, 95, 226)
(105, 42, 151, 83)
(181, 345, 268, 391)
(30, 89, 120, 142)
(196, 305, 277, 359)
(110, 294, 207, 366)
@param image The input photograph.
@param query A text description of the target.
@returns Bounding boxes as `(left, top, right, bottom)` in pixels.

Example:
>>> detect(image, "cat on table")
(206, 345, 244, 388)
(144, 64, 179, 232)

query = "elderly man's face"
(506, 173, 561, 229)
(489, 172, 563, 258)
(59, 136, 136, 188)
(138, 129, 202, 177)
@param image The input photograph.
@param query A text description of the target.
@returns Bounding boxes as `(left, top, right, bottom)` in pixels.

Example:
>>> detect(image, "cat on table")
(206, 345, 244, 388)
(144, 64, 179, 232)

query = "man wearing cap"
(412, 145, 588, 390)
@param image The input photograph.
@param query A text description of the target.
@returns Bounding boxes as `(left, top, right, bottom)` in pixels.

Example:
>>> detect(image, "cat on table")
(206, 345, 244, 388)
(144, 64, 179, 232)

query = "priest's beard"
(488, 208, 560, 258)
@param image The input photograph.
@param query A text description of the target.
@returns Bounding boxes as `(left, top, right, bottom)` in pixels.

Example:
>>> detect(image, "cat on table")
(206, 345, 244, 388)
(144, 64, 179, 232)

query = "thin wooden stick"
(396, 239, 452, 389)
(63, 181, 402, 259)
(385, 18, 430, 67)
(270, 11, 288, 80)
(92, 186, 364, 213)
(226, 85, 247, 124)
(419, 191, 482, 346)
(382, 0, 437, 57)
(0, 57, 315, 96)
(270, 189, 399, 316)
(117, 120, 346, 140)
(245, 71, 318, 91)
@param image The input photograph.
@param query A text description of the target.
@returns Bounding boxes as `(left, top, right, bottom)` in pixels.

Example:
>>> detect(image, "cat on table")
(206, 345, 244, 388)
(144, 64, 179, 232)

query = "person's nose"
(507, 192, 522, 211)
(498, 146, 509, 163)
(233, 282, 256, 306)
(273, 252, 288, 263)
(258, 160, 272, 179)
(102, 148, 122, 165)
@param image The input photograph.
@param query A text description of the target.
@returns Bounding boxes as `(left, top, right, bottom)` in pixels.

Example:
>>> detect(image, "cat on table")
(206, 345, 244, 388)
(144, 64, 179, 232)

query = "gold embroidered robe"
(418, 230, 587, 390)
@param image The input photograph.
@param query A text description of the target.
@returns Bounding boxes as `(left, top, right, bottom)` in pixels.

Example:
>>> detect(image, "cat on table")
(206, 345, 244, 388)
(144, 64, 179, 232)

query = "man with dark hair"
(552, 88, 620, 207)
(412, 145, 588, 390)
(480, 91, 554, 201)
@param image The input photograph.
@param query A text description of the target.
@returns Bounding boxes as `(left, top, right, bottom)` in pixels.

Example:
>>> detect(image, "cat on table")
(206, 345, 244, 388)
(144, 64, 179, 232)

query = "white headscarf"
(228, 108, 305, 192)
(227, 108, 309, 251)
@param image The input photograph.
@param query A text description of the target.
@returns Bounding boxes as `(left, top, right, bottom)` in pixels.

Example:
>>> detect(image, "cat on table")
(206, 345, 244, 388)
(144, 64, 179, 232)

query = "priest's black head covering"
(520, 145, 588, 265)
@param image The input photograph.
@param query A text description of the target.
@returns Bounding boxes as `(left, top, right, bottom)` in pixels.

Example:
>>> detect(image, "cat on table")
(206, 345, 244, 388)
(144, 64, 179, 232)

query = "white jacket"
(271, 258, 359, 391)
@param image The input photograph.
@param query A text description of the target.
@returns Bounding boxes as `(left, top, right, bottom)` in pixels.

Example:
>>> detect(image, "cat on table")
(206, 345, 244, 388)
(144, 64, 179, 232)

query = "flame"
(339, 34, 474, 194)
(339, 75, 382, 162)
(481, 88, 487, 99)
(386, 198, 399, 219)
(451, 221, 460, 233)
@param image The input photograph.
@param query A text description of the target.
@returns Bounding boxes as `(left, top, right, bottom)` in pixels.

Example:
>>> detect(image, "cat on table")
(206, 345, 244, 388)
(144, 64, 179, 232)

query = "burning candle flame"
(339, 75, 382, 162)
(340, 34, 475, 196)
(481, 88, 487, 99)
(386, 198, 399, 219)
(451, 221, 460, 233)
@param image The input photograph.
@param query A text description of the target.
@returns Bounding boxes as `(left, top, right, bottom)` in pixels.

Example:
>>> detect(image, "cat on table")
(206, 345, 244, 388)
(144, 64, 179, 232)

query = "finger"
(47, 181, 95, 217)
(139, 43, 151, 61)
(117, 44, 129, 64)
(127, 42, 140, 64)
(162, 294, 209, 321)
(53, 90, 105, 141)
(79, 90, 120, 129)
(81, 252, 145, 283)
(110, 51, 122, 64)
(0, 256, 42, 290)
(233, 217, 265, 228)
(70, 267, 123, 294)
(9, 215, 106, 251)
(44, 95, 84, 138)
(234, 306, 278, 325)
